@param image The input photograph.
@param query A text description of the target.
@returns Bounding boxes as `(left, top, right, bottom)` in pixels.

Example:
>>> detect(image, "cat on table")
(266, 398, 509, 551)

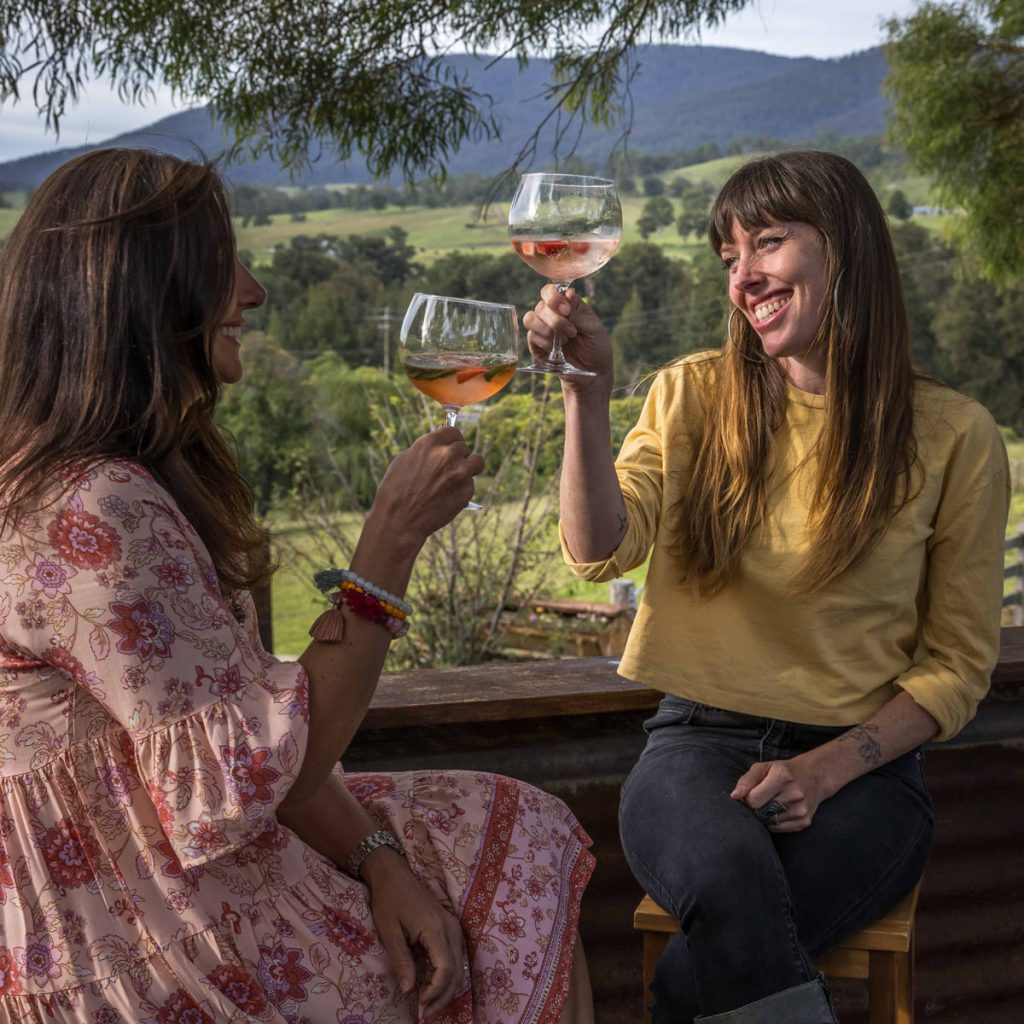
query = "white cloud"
(0, 82, 185, 163)
(696, 0, 921, 57)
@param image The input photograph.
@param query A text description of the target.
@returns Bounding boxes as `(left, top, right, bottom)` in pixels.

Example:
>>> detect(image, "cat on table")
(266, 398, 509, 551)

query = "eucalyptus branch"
(0, 0, 749, 180)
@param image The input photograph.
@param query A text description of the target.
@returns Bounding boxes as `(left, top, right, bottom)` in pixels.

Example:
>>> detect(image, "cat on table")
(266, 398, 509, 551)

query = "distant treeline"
(229, 132, 903, 224)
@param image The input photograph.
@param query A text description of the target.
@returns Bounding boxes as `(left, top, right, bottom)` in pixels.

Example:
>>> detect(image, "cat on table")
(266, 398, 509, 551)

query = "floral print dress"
(0, 461, 594, 1023)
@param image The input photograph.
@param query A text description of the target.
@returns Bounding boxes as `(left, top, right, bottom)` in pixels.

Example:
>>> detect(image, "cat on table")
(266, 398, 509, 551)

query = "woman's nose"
(236, 261, 268, 310)
(731, 253, 765, 291)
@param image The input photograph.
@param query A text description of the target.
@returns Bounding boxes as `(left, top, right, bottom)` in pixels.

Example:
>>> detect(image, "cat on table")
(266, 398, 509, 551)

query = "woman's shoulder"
(913, 377, 1002, 435)
(56, 458, 176, 506)
(912, 377, 1006, 463)
(647, 349, 722, 398)
(21, 458, 190, 541)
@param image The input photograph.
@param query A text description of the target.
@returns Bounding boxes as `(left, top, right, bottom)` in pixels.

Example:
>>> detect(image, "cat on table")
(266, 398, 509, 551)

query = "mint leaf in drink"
(403, 363, 454, 381)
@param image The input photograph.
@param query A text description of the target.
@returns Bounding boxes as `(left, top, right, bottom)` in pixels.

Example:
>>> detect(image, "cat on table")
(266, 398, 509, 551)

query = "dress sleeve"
(2, 461, 310, 865)
(561, 371, 670, 582)
(895, 408, 1011, 741)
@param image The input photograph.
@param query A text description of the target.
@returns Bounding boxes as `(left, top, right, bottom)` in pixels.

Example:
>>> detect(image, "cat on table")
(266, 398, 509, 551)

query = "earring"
(726, 306, 765, 365)
(727, 305, 741, 341)
(831, 267, 849, 336)
(832, 267, 845, 310)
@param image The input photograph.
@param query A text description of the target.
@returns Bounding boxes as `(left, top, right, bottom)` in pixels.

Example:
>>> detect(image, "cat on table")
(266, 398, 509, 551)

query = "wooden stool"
(633, 881, 920, 1024)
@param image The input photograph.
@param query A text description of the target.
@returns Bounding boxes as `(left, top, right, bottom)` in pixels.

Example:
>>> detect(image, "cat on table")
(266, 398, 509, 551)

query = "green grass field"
(267, 508, 650, 657)
(268, 436, 1024, 656)
(0, 156, 952, 258)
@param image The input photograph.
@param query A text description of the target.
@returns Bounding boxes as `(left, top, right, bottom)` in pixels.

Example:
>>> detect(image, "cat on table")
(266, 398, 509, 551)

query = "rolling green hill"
(0, 45, 890, 188)
(0, 154, 947, 260)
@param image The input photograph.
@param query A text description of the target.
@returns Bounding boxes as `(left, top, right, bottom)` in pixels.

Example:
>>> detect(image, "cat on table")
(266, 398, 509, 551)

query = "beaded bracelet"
(309, 569, 412, 643)
(339, 581, 407, 620)
(313, 569, 413, 617)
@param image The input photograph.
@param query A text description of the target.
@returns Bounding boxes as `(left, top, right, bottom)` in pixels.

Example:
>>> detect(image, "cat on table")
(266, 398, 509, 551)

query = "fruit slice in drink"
(402, 352, 517, 407)
(510, 236, 620, 283)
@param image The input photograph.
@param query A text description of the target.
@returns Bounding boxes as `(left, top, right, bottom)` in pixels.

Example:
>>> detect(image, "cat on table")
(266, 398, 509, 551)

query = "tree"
(1, 1, 750, 181)
(887, 188, 913, 221)
(676, 181, 715, 238)
(642, 175, 666, 197)
(637, 195, 676, 238)
(216, 333, 313, 514)
(885, 1, 1024, 281)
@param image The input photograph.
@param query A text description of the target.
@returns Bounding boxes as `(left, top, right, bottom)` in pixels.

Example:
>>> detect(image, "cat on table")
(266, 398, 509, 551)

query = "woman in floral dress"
(0, 149, 595, 1024)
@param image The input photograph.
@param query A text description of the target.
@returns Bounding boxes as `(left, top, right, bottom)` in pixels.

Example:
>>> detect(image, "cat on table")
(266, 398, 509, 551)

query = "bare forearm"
(560, 389, 628, 563)
(808, 691, 940, 797)
(288, 512, 421, 803)
(276, 771, 406, 885)
(277, 771, 375, 865)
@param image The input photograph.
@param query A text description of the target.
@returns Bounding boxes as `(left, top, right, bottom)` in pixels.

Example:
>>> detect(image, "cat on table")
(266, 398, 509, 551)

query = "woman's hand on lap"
(730, 753, 834, 832)
(363, 850, 468, 1019)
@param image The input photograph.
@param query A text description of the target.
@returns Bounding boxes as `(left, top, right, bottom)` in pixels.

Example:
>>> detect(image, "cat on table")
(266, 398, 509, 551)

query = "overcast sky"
(0, 0, 922, 164)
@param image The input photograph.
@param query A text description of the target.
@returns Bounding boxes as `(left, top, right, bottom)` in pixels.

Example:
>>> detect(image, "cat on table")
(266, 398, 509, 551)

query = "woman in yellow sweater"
(524, 151, 1009, 1023)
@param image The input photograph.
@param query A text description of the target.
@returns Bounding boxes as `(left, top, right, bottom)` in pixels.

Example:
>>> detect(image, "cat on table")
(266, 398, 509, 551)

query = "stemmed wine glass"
(508, 173, 622, 377)
(399, 293, 520, 510)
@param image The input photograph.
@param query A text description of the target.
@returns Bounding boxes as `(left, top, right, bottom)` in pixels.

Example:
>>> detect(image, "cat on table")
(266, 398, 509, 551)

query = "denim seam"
(802, 807, 932, 955)
(762, 824, 817, 984)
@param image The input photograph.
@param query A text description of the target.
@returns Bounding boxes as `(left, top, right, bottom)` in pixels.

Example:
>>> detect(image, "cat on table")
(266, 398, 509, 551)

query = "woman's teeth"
(220, 326, 242, 339)
(754, 297, 789, 322)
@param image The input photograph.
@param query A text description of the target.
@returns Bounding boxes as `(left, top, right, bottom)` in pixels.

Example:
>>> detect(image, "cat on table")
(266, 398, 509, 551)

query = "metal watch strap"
(346, 829, 405, 880)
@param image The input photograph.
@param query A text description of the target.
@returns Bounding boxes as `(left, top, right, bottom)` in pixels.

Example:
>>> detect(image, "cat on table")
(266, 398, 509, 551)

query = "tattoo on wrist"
(840, 724, 882, 766)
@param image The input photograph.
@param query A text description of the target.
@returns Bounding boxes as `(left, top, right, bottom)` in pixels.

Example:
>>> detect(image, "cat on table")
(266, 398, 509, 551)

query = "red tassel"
(309, 606, 346, 643)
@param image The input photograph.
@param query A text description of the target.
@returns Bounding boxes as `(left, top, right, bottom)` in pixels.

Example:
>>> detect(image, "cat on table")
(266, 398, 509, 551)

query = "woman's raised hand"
(369, 428, 485, 545)
(523, 284, 614, 391)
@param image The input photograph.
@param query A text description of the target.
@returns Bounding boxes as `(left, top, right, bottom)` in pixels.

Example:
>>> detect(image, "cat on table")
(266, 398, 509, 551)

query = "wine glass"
(399, 293, 520, 510)
(508, 173, 622, 377)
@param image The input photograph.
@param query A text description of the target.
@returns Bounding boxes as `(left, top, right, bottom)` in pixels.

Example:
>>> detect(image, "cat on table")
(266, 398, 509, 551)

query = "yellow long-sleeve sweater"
(562, 353, 1010, 741)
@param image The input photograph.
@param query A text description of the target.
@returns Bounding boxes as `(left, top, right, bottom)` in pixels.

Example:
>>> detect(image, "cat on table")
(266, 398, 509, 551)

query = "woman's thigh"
(773, 747, 934, 957)
(618, 699, 775, 914)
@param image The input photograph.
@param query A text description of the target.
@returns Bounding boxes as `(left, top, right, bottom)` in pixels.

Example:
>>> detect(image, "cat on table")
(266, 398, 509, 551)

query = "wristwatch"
(346, 829, 406, 881)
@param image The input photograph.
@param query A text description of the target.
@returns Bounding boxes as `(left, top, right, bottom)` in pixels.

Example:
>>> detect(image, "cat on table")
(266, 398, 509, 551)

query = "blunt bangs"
(708, 155, 836, 257)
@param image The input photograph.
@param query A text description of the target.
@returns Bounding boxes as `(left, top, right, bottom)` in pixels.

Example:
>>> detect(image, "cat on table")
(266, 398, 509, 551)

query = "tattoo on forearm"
(840, 723, 882, 766)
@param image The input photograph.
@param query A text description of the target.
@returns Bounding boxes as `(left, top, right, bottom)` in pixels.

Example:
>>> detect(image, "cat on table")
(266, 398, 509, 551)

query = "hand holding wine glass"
(508, 173, 621, 377)
(399, 293, 520, 510)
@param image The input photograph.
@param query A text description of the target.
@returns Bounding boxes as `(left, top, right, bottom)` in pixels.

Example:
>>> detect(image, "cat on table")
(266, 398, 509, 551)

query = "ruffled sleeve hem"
(132, 666, 310, 866)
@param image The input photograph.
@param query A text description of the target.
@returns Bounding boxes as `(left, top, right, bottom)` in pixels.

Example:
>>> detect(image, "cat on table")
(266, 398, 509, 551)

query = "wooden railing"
(363, 626, 1024, 731)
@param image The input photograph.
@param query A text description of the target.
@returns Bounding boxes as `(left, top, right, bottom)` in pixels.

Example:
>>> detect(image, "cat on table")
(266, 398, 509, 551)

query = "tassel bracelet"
(309, 569, 413, 643)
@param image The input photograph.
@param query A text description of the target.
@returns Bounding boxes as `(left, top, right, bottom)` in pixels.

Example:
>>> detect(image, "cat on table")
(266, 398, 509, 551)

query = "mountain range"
(0, 44, 890, 188)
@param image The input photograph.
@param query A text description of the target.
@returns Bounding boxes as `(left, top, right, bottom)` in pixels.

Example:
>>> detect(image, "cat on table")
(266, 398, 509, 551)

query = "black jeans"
(619, 697, 934, 1023)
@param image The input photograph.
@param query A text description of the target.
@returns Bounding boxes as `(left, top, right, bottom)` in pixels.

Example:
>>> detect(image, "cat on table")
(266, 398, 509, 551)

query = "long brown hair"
(678, 150, 917, 595)
(0, 148, 269, 591)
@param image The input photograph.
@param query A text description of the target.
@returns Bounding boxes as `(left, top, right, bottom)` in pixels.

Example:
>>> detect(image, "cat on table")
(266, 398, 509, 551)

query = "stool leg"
(642, 932, 669, 1024)
(868, 947, 916, 1024)
(898, 932, 916, 1024)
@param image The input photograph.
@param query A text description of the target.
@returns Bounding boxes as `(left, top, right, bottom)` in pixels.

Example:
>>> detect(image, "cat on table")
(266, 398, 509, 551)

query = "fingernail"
(559, 302, 570, 314)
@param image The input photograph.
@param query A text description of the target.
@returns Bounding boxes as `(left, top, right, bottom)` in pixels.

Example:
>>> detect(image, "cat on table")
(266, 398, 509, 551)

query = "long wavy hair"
(0, 148, 269, 591)
(677, 150, 918, 595)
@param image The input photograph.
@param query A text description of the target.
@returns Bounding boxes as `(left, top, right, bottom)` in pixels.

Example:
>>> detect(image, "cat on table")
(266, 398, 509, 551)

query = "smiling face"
(211, 259, 268, 384)
(720, 218, 830, 393)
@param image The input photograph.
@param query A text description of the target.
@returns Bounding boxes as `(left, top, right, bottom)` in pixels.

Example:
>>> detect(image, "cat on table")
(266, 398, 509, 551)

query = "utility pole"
(366, 306, 402, 374)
